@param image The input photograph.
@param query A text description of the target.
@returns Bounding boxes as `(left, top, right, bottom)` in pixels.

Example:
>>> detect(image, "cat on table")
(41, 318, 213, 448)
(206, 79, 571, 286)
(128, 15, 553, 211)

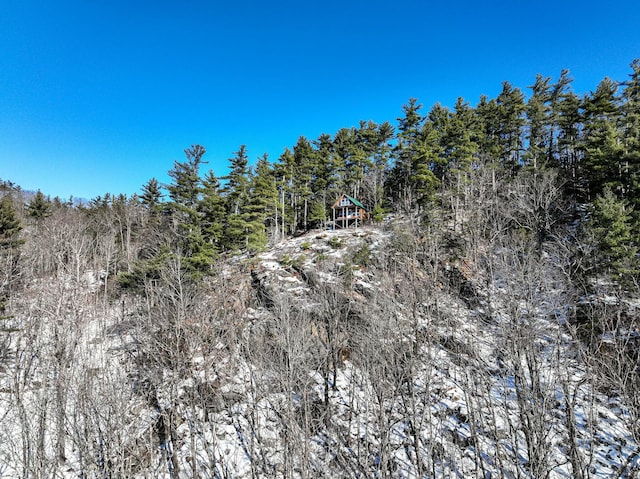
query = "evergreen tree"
(0, 196, 23, 312)
(308, 199, 328, 228)
(311, 133, 335, 217)
(582, 78, 623, 200)
(369, 121, 394, 219)
(547, 69, 574, 167)
(424, 103, 450, 181)
(51, 196, 68, 210)
(476, 94, 502, 163)
(251, 155, 279, 221)
(350, 121, 377, 199)
(332, 128, 354, 195)
(525, 74, 552, 170)
(410, 104, 447, 209)
(26, 190, 51, 221)
(0, 196, 23, 251)
(496, 81, 526, 172)
(165, 145, 215, 274)
(221, 146, 252, 250)
(292, 136, 315, 231)
(444, 97, 479, 178)
(140, 177, 163, 213)
(182, 228, 217, 274)
(223, 145, 250, 216)
(222, 212, 248, 252)
(391, 98, 424, 189)
(167, 145, 206, 211)
(166, 146, 204, 235)
(555, 90, 583, 190)
(441, 98, 480, 228)
(274, 148, 296, 237)
(620, 59, 640, 213)
(242, 155, 278, 252)
(589, 187, 637, 279)
(198, 171, 226, 253)
(389, 98, 426, 210)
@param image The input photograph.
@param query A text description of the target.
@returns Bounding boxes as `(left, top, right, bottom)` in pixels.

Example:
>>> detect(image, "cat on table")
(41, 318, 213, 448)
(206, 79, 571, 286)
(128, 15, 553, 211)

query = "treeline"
(2, 59, 640, 284)
(132, 58, 639, 281)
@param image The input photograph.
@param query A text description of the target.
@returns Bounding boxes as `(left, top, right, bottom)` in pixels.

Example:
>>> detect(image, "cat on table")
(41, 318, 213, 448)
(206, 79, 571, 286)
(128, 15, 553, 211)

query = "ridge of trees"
(121, 59, 638, 283)
(3, 59, 640, 286)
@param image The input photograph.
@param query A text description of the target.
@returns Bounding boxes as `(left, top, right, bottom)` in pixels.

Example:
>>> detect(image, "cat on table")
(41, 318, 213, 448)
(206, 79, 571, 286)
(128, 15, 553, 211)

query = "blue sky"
(1, 0, 639, 200)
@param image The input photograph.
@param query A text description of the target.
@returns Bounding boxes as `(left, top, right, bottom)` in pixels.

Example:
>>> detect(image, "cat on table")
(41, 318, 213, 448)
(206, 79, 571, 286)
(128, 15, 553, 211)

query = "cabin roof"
(345, 194, 365, 209)
(333, 194, 366, 210)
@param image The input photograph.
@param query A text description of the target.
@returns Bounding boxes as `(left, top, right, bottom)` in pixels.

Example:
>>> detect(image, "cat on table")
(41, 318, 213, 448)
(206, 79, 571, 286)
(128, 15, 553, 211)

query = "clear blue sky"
(1, 0, 639, 200)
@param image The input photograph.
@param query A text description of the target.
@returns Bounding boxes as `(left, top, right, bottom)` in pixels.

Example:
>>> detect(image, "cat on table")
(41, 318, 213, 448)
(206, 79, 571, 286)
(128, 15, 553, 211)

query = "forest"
(0, 59, 639, 478)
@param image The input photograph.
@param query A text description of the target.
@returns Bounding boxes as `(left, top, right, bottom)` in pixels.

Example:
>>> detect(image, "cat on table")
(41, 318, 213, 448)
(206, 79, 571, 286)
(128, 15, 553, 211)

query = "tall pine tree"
(223, 146, 252, 250)
(525, 74, 552, 170)
(582, 78, 623, 200)
(389, 98, 426, 210)
(242, 155, 278, 252)
(26, 190, 52, 222)
(0, 196, 23, 312)
(198, 170, 226, 254)
(496, 81, 526, 172)
(620, 59, 640, 213)
(165, 145, 216, 274)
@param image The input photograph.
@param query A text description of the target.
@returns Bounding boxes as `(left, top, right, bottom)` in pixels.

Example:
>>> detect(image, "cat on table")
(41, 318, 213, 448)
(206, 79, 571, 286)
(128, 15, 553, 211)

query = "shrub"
(328, 236, 342, 249)
(352, 244, 372, 267)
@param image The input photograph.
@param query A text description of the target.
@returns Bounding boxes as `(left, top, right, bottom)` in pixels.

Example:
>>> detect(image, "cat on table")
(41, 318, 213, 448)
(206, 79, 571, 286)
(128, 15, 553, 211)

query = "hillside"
(1, 215, 638, 478)
(1, 60, 640, 477)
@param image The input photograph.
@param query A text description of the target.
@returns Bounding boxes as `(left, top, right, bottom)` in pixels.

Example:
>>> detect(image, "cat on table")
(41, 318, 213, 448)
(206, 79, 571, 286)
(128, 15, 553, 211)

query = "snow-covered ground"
(1, 225, 638, 478)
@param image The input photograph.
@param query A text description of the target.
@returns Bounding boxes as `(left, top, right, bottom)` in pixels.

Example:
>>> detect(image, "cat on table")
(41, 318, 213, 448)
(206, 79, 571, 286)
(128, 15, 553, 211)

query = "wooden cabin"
(331, 194, 369, 228)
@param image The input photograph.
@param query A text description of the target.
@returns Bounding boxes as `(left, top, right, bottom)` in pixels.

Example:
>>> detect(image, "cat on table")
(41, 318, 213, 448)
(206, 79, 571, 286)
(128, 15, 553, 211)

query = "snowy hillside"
(1, 222, 638, 478)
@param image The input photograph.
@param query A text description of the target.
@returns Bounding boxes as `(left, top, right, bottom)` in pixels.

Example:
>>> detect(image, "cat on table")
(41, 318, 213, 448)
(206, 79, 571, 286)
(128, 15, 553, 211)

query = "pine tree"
(167, 145, 206, 211)
(547, 69, 574, 167)
(332, 128, 354, 196)
(0, 196, 23, 250)
(441, 97, 480, 229)
(242, 155, 278, 252)
(165, 145, 216, 274)
(525, 74, 552, 170)
(369, 121, 394, 220)
(496, 81, 526, 172)
(582, 78, 623, 200)
(445, 97, 479, 177)
(0, 196, 23, 312)
(350, 121, 377, 199)
(311, 133, 335, 220)
(26, 190, 51, 221)
(198, 171, 226, 252)
(182, 228, 217, 274)
(166, 146, 204, 236)
(292, 136, 315, 231)
(222, 146, 252, 250)
(391, 98, 424, 191)
(620, 59, 640, 214)
(476, 94, 502, 163)
(423, 103, 449, 181)
(274, 148, 296, 237)
(140, 178, 163, 212)
(223, 145, 250, 215)
(308, 199, 328, 228)
(389, 98, 426, 210)
(410, 105, 447, 209)
(555, 90, 582, 190)
(589, 187, 637, 279)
